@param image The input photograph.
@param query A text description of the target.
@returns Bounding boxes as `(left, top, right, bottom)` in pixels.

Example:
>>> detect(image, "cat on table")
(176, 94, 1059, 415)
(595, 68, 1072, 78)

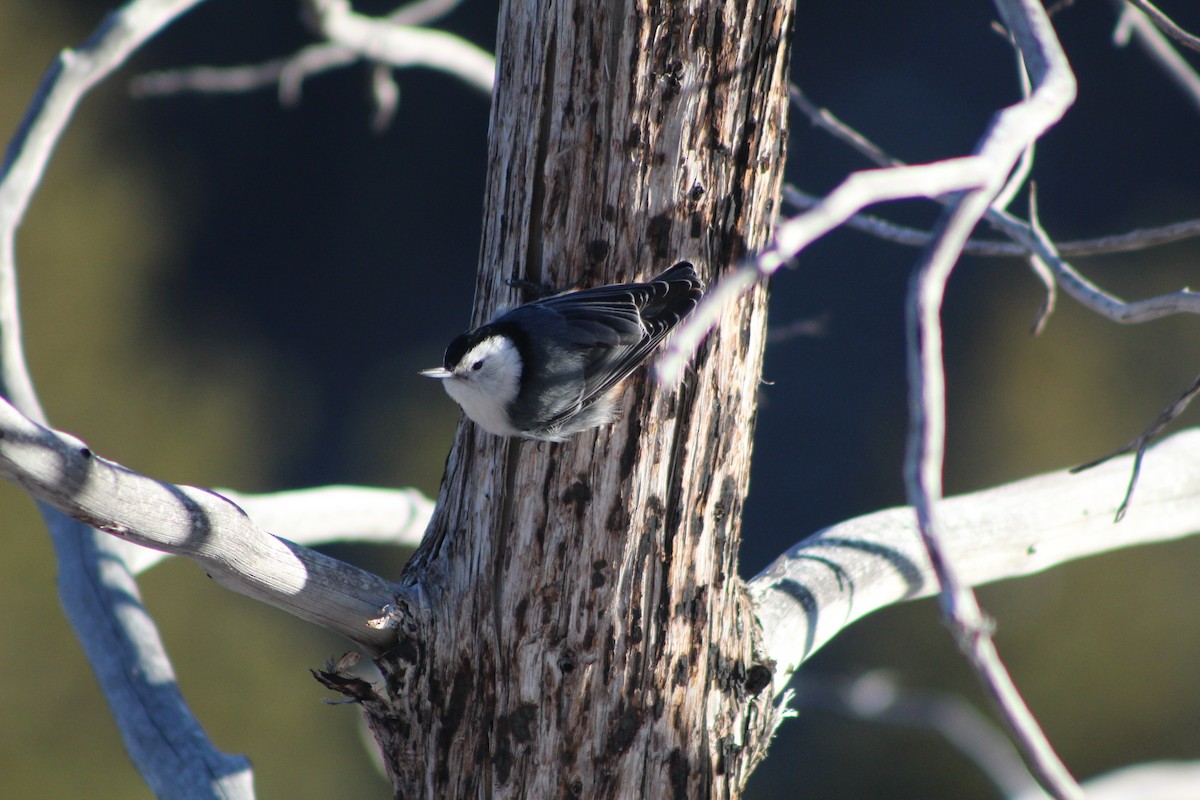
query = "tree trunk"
(368, 0, 794, 795)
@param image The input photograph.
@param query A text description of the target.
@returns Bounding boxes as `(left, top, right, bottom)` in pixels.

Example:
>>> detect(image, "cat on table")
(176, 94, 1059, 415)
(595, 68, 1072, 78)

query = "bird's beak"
(420, 367, 452, 379)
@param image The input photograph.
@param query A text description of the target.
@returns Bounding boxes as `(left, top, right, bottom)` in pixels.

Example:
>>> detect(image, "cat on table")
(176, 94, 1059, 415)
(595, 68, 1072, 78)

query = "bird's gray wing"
(531, 263, 703, 415)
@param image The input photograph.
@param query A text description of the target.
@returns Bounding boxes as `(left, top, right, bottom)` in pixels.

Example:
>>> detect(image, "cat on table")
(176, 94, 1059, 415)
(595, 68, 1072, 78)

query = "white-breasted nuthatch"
(421, 261, 704, 441)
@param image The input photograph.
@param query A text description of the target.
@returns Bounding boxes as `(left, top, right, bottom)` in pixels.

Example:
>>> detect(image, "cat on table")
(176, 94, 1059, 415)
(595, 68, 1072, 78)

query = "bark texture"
(364, 0, 794, 796)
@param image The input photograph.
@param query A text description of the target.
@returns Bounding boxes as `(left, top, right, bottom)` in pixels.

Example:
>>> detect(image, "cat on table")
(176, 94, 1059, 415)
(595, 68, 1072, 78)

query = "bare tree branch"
(1114, 0, 1200, 114)
(901, 3, 1080, 795)
(1003, 199, 1200, 323)
(782, 85, 1200, 328)
(1122, 0, 1200, 54)
(1022, 186, 1059, 334)
(663, 50, 1200, 386)
(304, 0, 494, 92)
(0, 395, 401, 649)
(0, 2, 271, 796)
(787, 64, 1200, 557)
(782, 185, 1200, 258)
(750, 426, 1200, 688)
(667, 2, 1104, 796)
(657, 157, 996, 384)
(668, 2, 1198, 791)
(789, 92, 1200, 323)
(122, 484, 433, 574)
(788, 85, 899, 167)
(132, 0, 492, 131)
(789, 71, 1200, 327)
(1071, 372, 1200, 521)
(131, 45, 357, 104)
(1077, 761, 1200, 798)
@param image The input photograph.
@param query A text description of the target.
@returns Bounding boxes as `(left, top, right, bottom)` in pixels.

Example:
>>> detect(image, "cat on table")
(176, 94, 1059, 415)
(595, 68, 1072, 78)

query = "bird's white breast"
(441, 335, 524, 437)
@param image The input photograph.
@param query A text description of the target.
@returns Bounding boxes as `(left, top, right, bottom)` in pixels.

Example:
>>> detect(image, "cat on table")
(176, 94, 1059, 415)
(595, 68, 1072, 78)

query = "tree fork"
(365, 0, 795, 795)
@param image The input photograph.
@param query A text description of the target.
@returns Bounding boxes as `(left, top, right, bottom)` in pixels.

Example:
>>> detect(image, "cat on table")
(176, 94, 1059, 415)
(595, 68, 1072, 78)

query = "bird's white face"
(422, 335, 523, 437)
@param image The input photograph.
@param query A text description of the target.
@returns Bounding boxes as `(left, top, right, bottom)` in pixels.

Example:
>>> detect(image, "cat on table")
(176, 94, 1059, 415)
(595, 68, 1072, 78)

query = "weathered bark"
(364, 0, 794, 796)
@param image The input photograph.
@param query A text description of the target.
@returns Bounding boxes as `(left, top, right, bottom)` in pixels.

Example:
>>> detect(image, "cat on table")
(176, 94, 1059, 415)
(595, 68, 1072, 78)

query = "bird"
(421, 261, 704, 441)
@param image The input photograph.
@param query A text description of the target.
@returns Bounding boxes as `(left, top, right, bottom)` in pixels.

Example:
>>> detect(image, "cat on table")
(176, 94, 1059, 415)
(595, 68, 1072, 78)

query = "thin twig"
(131, 51, 339, 104)
(992, 43, 1036, 213)
(1029, 217, 1200, 255)
(788, 85, 900, 167)
(1024, 184, 1058, 334)
(1123, 0, 1200, 54)
(1114, 0, 1200, 114)
(657, 158, 994, 384)
(369, 62, 402, 131)
(1071, 372, 1200, 521)
(782, 185, 1200, 258)
(132, 0, 492, 120)
(779, 91, 1200, 325)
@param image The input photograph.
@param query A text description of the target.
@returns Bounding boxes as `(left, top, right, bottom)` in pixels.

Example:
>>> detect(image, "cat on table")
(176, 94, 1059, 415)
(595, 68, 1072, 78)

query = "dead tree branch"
(122, 484, 432, 574)
(1122, 0, 1200, 54)
(1114, 1, 1200, 113)
(751, 427, 1200, 689)
(133, 0, 494, 131)
(660, 2, 1091, 796)
(901, 2, 1081, 795)
(0, 2, 262, 797)
(0, 396, 400, 647)
(782, 185, 1200, 258)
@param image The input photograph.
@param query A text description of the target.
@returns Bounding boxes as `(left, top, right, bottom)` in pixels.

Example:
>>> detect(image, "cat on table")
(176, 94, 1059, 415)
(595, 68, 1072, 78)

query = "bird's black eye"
(471, 360, 484, 371)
